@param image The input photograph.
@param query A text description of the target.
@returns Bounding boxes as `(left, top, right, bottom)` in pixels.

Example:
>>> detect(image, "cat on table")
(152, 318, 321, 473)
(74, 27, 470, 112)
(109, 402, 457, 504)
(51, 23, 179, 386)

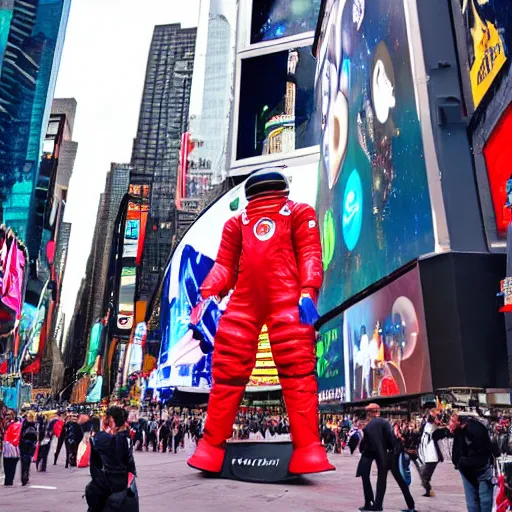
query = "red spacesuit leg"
(188, 300, 262, 473)
(269, 304, 335, 475)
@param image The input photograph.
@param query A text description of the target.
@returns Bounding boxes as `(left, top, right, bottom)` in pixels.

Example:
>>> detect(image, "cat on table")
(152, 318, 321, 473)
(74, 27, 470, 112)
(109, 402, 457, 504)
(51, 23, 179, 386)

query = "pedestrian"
(3, 410, 21, 486)
(390, 423, 417, 512)
(20, 411, 38, 486)
(146, 416, 158, 452)
(37, 410, 64, 472)
(356, 403, 394, 511)
(159, 420, 170, 453)
(55, 413, 84, 468)
(85, 406, 138, 512)
(403, 421, 422, 478)
(447, 413, 498, 512)
(418, 411, 443, 497)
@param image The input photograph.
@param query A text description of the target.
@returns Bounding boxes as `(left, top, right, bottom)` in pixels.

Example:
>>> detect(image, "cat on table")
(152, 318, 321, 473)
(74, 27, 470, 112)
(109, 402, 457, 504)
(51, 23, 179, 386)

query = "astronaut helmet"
(245, 166, 289, 202)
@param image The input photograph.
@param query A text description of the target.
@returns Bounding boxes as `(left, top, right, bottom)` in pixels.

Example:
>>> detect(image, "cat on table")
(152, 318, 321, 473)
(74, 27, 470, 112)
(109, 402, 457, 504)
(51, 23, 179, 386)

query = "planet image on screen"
(342, 169, 363, 251)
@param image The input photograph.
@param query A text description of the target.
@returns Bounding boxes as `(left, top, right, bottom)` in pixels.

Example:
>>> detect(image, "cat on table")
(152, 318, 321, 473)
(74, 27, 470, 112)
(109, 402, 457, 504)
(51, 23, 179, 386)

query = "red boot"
(281, 376, 336, 474)
(187, 383, 245, 473)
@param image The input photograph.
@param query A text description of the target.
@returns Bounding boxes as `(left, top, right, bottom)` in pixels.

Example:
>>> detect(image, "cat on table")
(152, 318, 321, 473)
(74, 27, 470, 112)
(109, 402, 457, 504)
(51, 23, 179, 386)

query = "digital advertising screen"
(117, 267, 136, 331)
(343, 266, 432, 402)
(483, 103, 512, 239)
(315, 0, 435, 315)
(458, 0, 511, 108)
(123, 219, 139, 258)
(251, 0, 322, 44)
(154, 163, 319, 390)
(317, 313, 345, 403)
(237, 46, 318, 160)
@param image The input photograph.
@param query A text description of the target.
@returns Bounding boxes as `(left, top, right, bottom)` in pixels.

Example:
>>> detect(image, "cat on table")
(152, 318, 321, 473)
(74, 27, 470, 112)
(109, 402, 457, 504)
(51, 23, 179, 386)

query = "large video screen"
(237, 46, 318, 160)
(317, 313, 345, 402)
(251, 0, 322, 44)
(117, 267, 136, 331)
(315, 0, 434, 315)
(483, 103, 512, 239)
(344, 266, 432, 401)
(154, 163, 318, 390)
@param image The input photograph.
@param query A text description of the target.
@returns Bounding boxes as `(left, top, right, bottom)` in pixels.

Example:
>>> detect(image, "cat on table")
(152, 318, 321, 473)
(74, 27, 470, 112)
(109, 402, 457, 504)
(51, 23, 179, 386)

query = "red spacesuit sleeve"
(200, 215, 242, 299)
(291, 202, 323, 296)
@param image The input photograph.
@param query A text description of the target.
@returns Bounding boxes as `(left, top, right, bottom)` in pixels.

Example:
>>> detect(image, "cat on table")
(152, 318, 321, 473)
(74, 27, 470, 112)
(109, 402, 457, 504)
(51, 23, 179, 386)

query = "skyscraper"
(0, 0, 71, 247)
(194, 0, 234, 186)
(131, 24, 197, 302)
(64, 163, 130, 384)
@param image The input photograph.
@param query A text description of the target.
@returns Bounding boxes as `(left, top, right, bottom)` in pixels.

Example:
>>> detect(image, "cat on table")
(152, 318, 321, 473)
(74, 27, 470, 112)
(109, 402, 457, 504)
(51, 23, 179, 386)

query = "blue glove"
(299, 293, 320, 326)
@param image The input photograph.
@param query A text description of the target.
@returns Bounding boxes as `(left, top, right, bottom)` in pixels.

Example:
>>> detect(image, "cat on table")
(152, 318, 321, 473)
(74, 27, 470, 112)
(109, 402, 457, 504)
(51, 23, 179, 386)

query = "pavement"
(1, 448, 468, 512)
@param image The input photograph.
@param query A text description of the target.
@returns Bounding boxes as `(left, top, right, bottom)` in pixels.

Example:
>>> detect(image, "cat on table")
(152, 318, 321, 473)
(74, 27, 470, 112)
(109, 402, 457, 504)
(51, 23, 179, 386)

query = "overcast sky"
(56, 0, 200, 335)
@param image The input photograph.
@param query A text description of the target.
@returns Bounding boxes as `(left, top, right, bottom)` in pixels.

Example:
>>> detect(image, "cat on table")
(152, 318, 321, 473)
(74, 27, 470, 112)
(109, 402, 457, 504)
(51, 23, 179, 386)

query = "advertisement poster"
(343, 267, 432, 402)
(251, 0, 322, 44)
(317, 314, 345, 403)
(460, 0, 511, 108)
(155, 163, 318, 390)
(483, 103, 512, 238)
(314, 0, 435, 315)
(117, 267, 136, 331)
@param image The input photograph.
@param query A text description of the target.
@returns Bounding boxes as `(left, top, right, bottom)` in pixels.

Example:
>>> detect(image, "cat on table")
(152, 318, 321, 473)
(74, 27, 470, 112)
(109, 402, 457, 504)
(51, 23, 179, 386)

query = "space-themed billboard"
(314, 0, 435, 315)
(343, 266, 432, 402)
(251, 0, 322, 44)
(154, 163, 318, 390)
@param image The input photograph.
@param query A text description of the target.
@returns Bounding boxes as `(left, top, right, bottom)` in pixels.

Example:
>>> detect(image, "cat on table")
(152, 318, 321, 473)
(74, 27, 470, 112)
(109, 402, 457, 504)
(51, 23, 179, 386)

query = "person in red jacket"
(187, 168, 335, 475)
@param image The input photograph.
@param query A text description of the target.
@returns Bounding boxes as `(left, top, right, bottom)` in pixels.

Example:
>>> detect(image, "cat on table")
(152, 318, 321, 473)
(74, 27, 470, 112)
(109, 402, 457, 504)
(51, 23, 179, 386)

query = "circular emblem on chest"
(253, 218, 276, 241)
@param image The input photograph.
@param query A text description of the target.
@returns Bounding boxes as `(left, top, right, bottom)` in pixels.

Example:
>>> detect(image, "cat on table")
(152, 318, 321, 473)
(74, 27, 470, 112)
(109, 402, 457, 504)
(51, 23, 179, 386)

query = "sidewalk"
(1, 449, 467, 511)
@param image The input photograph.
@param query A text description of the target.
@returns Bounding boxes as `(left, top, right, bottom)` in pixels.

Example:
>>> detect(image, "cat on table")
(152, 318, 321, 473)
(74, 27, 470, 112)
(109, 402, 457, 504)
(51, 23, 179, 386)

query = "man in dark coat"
(356, 403, 394, 511)
(55, 414, 84, 468)
(19, 412, 38, 486)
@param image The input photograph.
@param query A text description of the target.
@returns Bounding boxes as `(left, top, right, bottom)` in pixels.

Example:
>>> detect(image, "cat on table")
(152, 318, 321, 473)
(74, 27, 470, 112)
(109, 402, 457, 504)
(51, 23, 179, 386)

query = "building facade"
(131, 24, 197, 304)
(0, 0, 71, 249)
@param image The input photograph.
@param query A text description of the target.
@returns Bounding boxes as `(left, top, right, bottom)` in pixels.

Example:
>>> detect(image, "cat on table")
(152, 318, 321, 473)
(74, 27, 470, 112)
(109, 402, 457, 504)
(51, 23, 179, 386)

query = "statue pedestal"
(220, 441, 296, 483)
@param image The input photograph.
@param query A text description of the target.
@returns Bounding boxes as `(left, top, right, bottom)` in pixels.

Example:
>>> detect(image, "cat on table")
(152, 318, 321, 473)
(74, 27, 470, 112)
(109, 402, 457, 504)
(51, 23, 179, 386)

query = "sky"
(56, 0, 200, 335)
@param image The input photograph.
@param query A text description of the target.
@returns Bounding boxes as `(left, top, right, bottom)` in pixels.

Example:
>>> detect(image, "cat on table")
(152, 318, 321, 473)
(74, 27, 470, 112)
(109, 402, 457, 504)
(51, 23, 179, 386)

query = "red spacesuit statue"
(187, 168, 335, 475)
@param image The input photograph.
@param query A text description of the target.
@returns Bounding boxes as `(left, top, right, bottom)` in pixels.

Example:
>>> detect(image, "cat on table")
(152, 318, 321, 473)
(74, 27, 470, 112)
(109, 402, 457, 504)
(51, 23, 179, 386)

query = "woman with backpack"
(390, 422, 416, 512)
(85, 406, 138, 512)
(20, 412, 38, 486)
(3, 410, 21, 486)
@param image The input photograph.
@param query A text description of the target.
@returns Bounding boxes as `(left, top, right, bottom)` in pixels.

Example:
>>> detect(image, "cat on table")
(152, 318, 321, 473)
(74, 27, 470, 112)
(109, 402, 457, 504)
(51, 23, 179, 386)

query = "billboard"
(155, 163, 319, 390)
(317, 313, 345, 403)
(117, 267, 136, 331)
(343, 267, 432, 402)
(315, 0, 434, 315)
(251, 0, 322, 44)
(237, 46, 318, 160)
(483, 103, 512, 238)
(458, 0, 511, 108)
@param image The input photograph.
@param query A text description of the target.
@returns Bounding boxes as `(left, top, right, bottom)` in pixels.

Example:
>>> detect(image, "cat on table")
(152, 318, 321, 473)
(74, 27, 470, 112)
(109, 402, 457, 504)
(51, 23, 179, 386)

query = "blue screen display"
(315, 0, 435, 315)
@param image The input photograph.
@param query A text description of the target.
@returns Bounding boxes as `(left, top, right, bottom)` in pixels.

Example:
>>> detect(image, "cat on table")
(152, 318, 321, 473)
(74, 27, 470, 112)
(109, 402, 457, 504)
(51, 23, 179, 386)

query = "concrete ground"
(1, 449, 467, 511)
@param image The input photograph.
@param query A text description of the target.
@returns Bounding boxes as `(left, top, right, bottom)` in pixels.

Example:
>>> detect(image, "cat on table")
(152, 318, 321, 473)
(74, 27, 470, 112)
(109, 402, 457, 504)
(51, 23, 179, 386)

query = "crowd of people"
(3, 400, 512, 511)
(345, 403, 510, 512)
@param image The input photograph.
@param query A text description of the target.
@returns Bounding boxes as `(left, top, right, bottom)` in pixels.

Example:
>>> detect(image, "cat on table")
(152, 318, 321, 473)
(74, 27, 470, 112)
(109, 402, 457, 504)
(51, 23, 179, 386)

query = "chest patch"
(253, 218, 276, 241)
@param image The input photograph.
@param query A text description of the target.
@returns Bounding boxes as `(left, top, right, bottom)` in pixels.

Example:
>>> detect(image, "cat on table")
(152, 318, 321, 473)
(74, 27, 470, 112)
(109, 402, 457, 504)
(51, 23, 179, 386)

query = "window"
(236, 45, 318, 160)
(251, 0, 322, 44)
